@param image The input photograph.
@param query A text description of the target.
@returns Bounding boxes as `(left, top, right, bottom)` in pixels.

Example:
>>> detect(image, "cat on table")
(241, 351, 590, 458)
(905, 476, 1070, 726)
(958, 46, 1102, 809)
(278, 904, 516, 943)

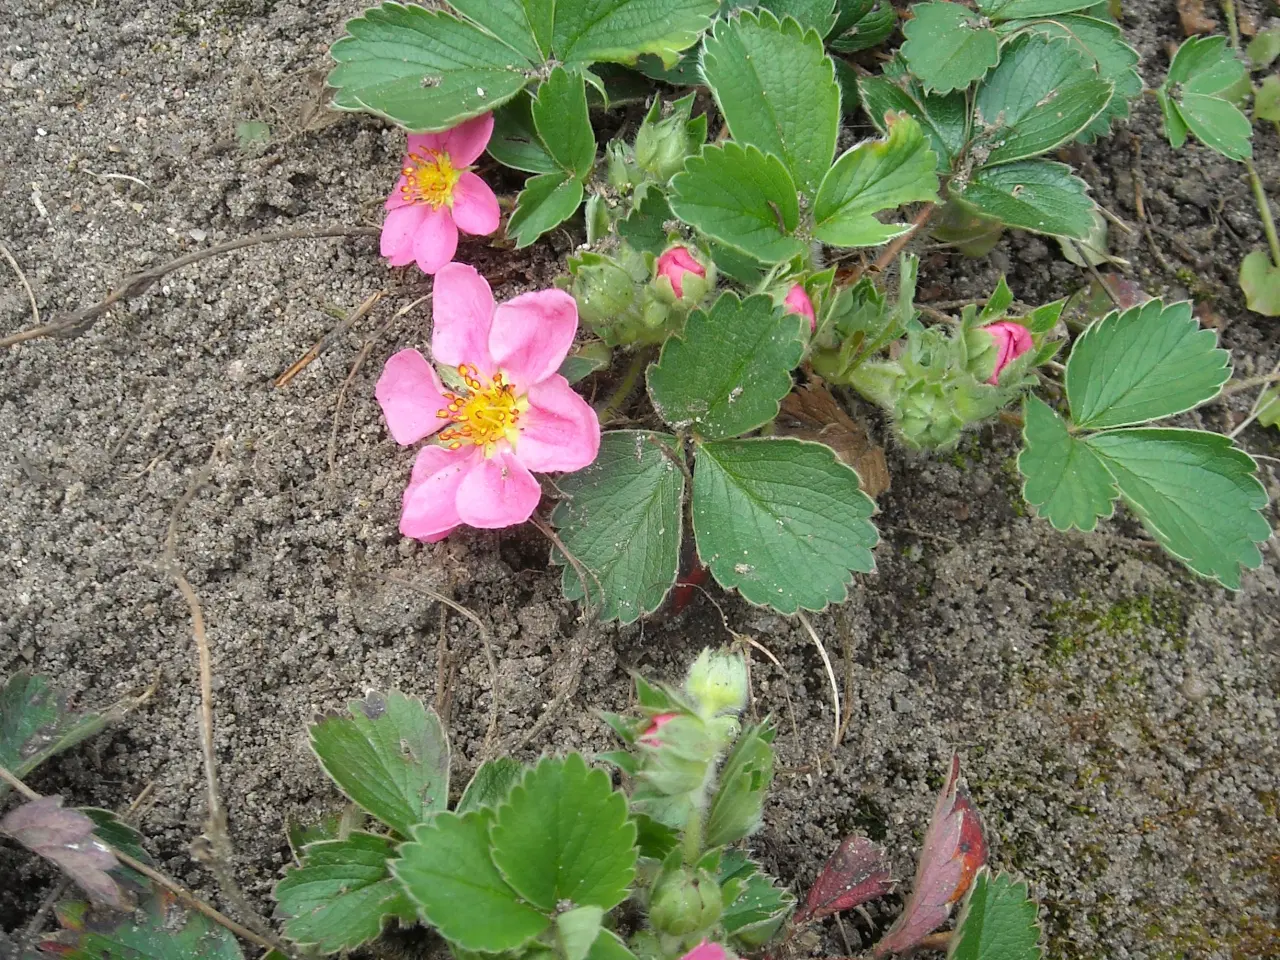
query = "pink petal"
(401, 445, 475, 542)
(680, 942, 727, 960)
(413, 206, 459, 275)
(488, 289, 579, 390)
(432, 263, 496, 374)
(450, 172, 501, 237)
(515, 375, 601, 473)
(386, 174, 412, 211)
(375, 349, 450, 446)
(381, 205, 428, 265)
(455, 450, 542, 529)
(406, 132, 447, 156)
(438, 113, 495, 167)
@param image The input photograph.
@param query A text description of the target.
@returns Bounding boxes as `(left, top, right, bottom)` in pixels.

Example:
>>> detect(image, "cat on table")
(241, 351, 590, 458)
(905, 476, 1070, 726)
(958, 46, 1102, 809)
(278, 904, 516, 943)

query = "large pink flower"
(376, 264, 601, 542)
(382, 114, 501, 275)
(984, 321, 1034, 384)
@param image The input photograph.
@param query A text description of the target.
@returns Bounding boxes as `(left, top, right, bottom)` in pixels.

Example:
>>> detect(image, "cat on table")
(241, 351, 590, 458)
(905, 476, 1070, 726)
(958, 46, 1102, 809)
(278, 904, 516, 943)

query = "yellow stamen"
(400, 148, 461, 208)
(438, 367, 527, 458)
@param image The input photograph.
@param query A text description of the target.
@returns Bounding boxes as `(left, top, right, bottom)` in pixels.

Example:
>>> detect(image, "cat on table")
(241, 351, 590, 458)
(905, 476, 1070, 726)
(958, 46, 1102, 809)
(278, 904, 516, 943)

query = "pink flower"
(656, 246, 707, 299)
(985, 321, 1034, 384)
(382, 114, 501, 275)
(681, 941, 727, 960)
(639, 712, 679, 747)
(784, 283, 816, 332)
(375, 264, 601, 542)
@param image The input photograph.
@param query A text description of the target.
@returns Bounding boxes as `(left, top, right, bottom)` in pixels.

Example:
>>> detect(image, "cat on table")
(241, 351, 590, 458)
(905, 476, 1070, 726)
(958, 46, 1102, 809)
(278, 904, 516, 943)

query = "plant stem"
(1222, 0, 1242, 54)
(1246, 160, 1280, 267)
(597, 347, 652, 422)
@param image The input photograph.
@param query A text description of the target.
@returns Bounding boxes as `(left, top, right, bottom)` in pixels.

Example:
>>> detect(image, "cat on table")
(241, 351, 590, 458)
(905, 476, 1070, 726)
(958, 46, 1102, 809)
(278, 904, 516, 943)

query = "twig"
(0, 225, 380, 348)
(275, 290, 384, 388)
(838, 203, 936, 285)
(1229, 359, 1280, 438)
(797, 611, 842, 751)
(0, 239, 40, 329)
(0, 764, 278, 955)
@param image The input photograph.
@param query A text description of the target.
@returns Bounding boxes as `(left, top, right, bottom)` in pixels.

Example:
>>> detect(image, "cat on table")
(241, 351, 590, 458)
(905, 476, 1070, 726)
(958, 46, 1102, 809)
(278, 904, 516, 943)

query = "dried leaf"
(796, 835, 894, 923)
(1, 795, 126, 908)
(1177, 0, 1217, 36)
(872, 755, 988, 957)
(778, 383, 891, 498)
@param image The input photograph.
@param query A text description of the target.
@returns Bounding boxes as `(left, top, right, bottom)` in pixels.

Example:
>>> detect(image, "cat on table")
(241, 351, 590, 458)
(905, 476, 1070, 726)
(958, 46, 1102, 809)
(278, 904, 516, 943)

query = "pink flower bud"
(639, 712, 679, 746)
(985, 321, 1033, 384)
(784, 284, 816, 332)
(681, 941, 728, 960)
(656, 246, 707, 299)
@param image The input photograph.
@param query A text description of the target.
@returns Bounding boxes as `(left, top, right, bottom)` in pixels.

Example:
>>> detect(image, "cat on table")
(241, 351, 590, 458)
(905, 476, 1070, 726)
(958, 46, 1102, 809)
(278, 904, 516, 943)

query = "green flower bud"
(635, 97, 698, 183)
(895, 381, 964, 449)
(568, 252, 640, 330)
(649, 867, 723, 937)
(606, 140, 637, 191)
(684, 649, 748, 717)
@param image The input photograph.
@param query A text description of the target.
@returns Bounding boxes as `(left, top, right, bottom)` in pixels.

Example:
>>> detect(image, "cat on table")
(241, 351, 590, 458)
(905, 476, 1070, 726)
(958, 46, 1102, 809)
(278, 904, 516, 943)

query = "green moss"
(1043, 589, 1187, 664)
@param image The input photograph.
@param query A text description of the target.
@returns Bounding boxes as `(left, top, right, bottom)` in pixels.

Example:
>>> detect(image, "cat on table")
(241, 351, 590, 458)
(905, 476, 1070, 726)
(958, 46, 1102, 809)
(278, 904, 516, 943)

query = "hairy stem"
(596, 347, 653, 423)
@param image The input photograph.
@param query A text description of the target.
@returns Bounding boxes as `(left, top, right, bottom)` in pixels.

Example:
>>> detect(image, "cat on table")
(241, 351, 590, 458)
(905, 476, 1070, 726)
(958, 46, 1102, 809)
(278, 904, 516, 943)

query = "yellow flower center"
(437, 365, 528, 457)
(401, 149, 460, 208)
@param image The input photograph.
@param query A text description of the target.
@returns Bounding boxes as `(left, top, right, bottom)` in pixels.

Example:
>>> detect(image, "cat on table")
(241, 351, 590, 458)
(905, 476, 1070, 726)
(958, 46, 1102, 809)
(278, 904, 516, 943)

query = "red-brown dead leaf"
(778, 382, 891, 498)
(796, 835, 895, 923)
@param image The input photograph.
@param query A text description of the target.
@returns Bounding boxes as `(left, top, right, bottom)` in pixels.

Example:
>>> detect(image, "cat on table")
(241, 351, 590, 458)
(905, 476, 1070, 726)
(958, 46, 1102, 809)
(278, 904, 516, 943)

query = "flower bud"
(649, 867, 723, 937)
(606, 140, 637, 191)
(982, 321, 1033, 384)
(684, 649, 748, 717)
(567, 252, 640, 329)
(635, 97, 698, 183)
(784, 283, 816, 333)
(655, 246, 708, 300)
(639, 712, 679, 747)
(895, 381, 964, 449)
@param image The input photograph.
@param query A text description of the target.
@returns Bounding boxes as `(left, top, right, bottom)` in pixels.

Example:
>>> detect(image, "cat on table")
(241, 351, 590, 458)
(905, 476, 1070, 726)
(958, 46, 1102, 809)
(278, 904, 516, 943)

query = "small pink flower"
(656, 246, 707, 299)
(681, 941, 727, 960)
(375, 264, 601, 542)
(985, 321, 1034, 384)
(382, 114, 501, 275)
(784, 283, 816, 332)
(639, 712, 679, 747)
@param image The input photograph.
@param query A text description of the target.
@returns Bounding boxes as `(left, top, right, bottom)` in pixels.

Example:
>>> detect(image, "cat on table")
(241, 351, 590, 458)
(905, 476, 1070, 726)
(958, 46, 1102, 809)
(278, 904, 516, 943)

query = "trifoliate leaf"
(1, 796, 125, 908)
(40, 889, 245, 960)
(648, 292, 807, 440)
(813, 114, 940, 247)
(1065, 299, 1230, 429)
(976, 0, 1096, 17)
(1017, 396, 1118, 532)
(1084, 429, 1270, 589)
(700, 10, 841, 197)
(759, 0, 840, 35)
(692, 437, 878, 613)
(508, 172, 585, 248)
(0, 674, 117, 796)
(830, 0, 897, 53)
(948, 869, 1043, 960)
(487, 93, 559, 173)
(309, 690, 449, 837)
(1239, 250, 1280, 316)
(1160, 35, 1252, 160)
(274, 832, 415, 954)
(961, 160, 1096, 239)
(859, 74, 971, 171)
(490, 754, 637, 912)
(551, 431, 686, 624)
(705, 720, 777, 848)
(973, 34, 1113, 165)
(900, 2, 1000, 95)
(669, 142, 807, 263)
(531, 67, 596, 178)
(394, 811, 549, 952)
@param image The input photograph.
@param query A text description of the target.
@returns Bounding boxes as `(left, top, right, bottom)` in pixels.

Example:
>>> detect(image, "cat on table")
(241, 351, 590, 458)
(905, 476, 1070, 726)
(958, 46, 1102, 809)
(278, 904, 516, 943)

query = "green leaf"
(648, 292, 806, 440)
(0, 674, 114, 795)
(531, 68, 596, 178)
(670, 142, 806, 263)
(489, 93, 560, 174)
(41, 889, 245, 960)
(1084, 430, 1270, 590)
(1160, 36, 1253, 160)
(588, 929, 641, 960)
(813, 114, 939, 247)
(1164, 35, 1240, 91)
(973, 34, 1113, 165)
(900, 2, 1000, 95)
(1173, 94, 1252, 161)
(79, 808, 154, 866)
(394, 811, 549, 952)
(830, 0, 897, 53)
(760, 0, 839, 35)
(551, 431, 686, 624)
(859, 74, 970, 171)
(1065, 299, 1230, 429)
(490, 754, 637, 912)
(1256, 75, 1280, 124)
(1247, 27, 1280, 69)
(961, 159, 1096, 239)
(328, 4, 532, 132)
(508, 172, 585, 247)
(274, 832, 415, 954)
(309, 691, 449, 837)
(618, 189, 676, 256)
(1017, 395, 1117, 532)
(700, 10, 840, 197)
(1157, 88, 1189, 149)
(704, 720, 776, 847)
(554, 0, 719, 67)
(977, 0, 1096, 17)
(557, 905, 606, 960)
(692, 437, 878, 612)
(1239, 249, 1280, 316)
(948, 869, 1043, 960)
(446, 1, 548, 62)
(560, 346, 613, 385)
(722, 862, 796, 947)
(1257, 388, 1280, 429)
(458, 758, 525, 814)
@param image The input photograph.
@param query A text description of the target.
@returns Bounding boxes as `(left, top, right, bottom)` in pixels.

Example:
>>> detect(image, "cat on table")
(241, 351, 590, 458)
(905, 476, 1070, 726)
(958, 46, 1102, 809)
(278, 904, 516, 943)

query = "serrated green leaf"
(1257, 388, 1280, 429)
(532, 68, 596, 178)
(760, 0, 839, 34)
(961, 159, 1095, 239)
(814, 114, 939, 247)
(79, 808, 153, 867)
(555, 0, 719, 67)
(973, 34, 1113, 164)
(394, 811, 549, 952)
(557, 905, 606, 960)
(1239, 249, 1280, 316)
(722, 864, 796, 947)
(1017, 396, 1117, 531)
(42, 889, 245, 960)
(447, 1, 548, 62)
(508, 172, 585, 247)
(900, 2, 1000, 95)
(1083, 430, 1271, 590)
(551, 431, 685, 623)
(1256, 75, 1280, 123)
(948, 869, 1043, 960)
(700, 10, 840, 197)
(490, 754, 637, 912)
(618, 189, 676, 256)
(274, 832, 414, 954)
(692, 437, 878, 612)
(670, 142, 806, 262)
(830, 0, 897, 53)
(1160, 36, 1253, 161)
(0, 674, 114, 796)
(309, 691, 449, 837)
(328, 4, 532, 132)
(977, 0, 1096, 17)
(648, 292, 806, 439)
(458, 757, 525, 814)
(489, 93, 559, 173)
(859, 75, 970, 171)
(1065, 299, 1230, 429)
(704, 720, 776, 847)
